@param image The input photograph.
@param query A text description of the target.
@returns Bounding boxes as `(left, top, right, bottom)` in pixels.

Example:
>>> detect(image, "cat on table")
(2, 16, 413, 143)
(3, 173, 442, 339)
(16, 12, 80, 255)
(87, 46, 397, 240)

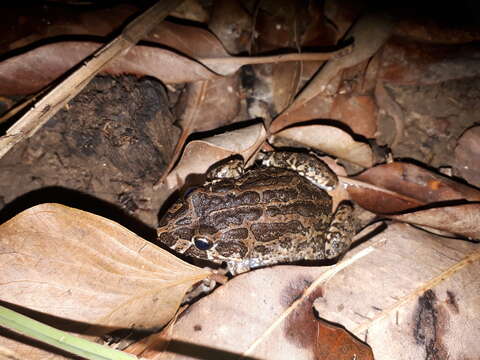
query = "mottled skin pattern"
(158, 152, 355, 275)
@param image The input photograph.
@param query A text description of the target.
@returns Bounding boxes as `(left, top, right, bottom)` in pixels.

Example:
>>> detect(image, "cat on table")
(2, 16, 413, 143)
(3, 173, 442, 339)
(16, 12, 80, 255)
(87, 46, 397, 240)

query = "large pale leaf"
(270, 124, 374, 168)
(125, 223, 480, 360)
(0, 204, 210, 350)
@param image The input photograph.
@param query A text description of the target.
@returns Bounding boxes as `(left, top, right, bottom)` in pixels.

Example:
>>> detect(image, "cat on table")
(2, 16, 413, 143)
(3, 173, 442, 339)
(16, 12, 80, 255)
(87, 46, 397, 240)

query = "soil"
(0, 75, 179, 238)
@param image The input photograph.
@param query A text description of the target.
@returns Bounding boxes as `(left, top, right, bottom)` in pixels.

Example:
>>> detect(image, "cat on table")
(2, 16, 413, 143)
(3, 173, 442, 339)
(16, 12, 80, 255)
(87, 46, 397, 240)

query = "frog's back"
(193, 166, 332, 245)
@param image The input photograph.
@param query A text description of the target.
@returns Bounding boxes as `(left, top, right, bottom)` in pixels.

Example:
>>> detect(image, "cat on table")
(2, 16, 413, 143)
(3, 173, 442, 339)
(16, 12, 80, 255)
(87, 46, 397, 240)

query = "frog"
(157, 151, 355, 275)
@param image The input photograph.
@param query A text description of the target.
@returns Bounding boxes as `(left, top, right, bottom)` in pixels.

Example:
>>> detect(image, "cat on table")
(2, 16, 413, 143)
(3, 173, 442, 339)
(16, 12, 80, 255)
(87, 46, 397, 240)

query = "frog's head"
(157, 187, 251, 268)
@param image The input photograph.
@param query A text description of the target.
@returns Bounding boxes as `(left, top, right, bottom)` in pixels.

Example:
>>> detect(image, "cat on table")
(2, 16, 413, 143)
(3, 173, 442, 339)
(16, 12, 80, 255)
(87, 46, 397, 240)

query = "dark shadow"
(0, 186, 156, 241)
(0, 300, 122, 336)
(160, 339, 261, 360)
(0, 327, 85, 360)
(349, 220, 388, 249)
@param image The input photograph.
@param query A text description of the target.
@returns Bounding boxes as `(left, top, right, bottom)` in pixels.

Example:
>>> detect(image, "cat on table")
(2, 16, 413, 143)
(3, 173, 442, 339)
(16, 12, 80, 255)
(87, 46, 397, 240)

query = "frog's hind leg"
(258, 151, 338, 191)
(324, 202, 356, 259)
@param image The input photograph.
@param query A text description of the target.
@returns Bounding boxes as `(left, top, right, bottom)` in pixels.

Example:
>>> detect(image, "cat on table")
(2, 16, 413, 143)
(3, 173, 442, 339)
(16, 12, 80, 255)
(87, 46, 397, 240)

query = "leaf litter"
(0, 1, 480, 359)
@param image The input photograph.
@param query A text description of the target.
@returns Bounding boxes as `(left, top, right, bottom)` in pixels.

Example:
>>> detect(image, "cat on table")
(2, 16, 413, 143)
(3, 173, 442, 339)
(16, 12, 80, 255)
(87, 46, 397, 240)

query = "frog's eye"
(192, 236, 213, 251)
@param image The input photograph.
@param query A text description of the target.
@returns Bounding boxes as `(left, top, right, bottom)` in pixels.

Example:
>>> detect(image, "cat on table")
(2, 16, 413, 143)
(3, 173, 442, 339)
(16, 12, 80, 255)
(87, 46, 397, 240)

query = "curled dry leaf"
(347, 162, 480, 238)
(349, 162, 480, 214)
(270, 124, 374, 168)
(163, 122, 267, 190)
(271, 11, 394, 133)
(389, 203, 480, 240)
(0, 204, 210, 338)
(0, 41, 220, 96)
(126, 223, 480, 360)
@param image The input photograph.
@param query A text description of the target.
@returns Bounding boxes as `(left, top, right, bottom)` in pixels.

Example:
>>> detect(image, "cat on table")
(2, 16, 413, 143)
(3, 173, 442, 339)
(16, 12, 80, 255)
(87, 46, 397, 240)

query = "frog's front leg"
(258, 151, 338, 191)
(206, 157, 245, 182)
(324, 202, 355, 258)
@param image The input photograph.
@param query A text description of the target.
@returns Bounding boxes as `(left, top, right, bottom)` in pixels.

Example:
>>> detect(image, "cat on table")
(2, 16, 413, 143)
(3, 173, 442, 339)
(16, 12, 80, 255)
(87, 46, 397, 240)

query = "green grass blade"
(0, 305, 137, 360)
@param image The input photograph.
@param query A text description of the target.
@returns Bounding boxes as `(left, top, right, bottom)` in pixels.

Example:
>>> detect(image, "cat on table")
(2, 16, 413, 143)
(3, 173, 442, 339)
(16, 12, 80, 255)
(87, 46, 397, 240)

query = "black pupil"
(193, 237, 212, 250)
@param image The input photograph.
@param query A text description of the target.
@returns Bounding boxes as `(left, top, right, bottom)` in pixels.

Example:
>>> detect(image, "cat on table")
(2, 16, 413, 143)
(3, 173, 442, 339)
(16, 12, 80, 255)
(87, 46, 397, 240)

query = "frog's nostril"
(192, 236, 213, 251)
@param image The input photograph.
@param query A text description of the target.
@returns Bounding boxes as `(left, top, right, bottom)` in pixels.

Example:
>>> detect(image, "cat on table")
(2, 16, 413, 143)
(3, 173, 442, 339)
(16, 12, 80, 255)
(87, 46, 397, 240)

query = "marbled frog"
(157, 151, 355, 274)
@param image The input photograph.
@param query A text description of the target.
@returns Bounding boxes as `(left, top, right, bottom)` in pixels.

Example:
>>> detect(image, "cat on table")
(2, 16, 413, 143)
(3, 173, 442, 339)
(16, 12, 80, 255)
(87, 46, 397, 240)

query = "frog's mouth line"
(171, 239, 193, 253)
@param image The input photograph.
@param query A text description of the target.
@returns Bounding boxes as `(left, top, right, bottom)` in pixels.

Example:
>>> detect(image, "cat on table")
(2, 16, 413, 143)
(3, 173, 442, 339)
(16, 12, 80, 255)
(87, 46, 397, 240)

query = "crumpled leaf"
(270, 124, 374, 168)
(0, 41, 220, 96)
(349, 162, 480, 214)
(0, 203, 210, 336)
(126, 223, 480, 360)
(271, 11, 394, 133)
(163, 122, 267, 190)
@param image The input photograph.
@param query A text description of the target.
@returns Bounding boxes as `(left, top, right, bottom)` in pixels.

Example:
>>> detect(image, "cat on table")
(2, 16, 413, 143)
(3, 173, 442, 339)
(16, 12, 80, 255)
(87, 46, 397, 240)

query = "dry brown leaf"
(0, 203, 210, 357)
(454, 126, 480, 187)
(271, 11, 394, 133)
(270, 124, 374, 168)
(126, 261, 375, 359)
(314, 223, 480, 360)
(329, 94, 378, 138)
(0, 41, 220, 96)
(163, 122, 267, 190)
(126, 223, 479, 359)
(350, 162, 480, 213)
(389, 203, 480, 240)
